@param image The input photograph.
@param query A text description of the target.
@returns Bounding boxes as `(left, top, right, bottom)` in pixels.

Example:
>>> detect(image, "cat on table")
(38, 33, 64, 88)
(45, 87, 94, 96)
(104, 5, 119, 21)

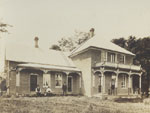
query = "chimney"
(89, 28, 95, 38)
(34, 37, 39, 48)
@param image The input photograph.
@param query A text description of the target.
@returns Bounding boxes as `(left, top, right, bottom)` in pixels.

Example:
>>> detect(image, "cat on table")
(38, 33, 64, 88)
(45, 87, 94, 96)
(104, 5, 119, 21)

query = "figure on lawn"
(62, 82, 67, 96)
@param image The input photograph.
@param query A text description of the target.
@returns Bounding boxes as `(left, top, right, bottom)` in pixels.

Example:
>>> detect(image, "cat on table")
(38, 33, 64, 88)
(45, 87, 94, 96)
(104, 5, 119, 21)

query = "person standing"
(111, 79, 115, 95)
(62, 82, 67, 96)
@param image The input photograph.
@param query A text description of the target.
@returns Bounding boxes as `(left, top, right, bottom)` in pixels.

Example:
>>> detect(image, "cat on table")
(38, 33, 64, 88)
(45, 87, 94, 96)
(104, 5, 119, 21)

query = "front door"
(30, 75, 37, 91)
(68, 76, 73, 92)
(132, 75, 139, 94)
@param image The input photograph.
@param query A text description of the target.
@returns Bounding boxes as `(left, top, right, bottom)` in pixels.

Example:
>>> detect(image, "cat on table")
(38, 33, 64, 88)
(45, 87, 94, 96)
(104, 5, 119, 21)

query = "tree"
(112, 36, 150, 96)
(0, 20, 12, 90)
(112, 37, 127, 48)
(50, 28, 94, 52)
(50, 44, 61, 51)
(0, 21, 12, 33)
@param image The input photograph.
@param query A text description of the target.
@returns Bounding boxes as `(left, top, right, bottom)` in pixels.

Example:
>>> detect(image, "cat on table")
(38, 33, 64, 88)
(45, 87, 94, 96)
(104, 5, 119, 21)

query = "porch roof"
(17, 63, 81, 72)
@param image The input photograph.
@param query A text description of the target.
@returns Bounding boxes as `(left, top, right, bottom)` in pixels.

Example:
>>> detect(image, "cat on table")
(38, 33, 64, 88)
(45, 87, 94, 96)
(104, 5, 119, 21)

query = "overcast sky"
(0, 0, 150, 48)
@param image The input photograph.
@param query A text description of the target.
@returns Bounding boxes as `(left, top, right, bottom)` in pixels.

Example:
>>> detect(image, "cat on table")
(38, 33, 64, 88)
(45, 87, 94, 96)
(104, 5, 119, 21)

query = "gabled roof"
(5, 42, 80, 72)
(70, 35, 135, 57)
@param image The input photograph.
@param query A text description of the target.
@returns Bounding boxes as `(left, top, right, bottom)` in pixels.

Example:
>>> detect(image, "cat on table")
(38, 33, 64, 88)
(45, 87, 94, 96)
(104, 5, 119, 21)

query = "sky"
(0, 0, 150, 48)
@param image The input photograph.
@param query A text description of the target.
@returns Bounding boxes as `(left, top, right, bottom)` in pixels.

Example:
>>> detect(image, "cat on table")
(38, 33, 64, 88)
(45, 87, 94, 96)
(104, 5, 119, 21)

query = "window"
(120, 55, 125, 64)
(121, 75, 126, 88)
(43, 74, 51, 88)
(55, 73, 62, 88)
(110, 53, 116, 63)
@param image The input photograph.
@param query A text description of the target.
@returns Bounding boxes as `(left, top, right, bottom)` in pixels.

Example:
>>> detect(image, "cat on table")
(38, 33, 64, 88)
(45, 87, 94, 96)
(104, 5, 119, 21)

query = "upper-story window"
(120, 55, 125, 64)
(110, 53, 116, 63)
(107, 52, 117, 63)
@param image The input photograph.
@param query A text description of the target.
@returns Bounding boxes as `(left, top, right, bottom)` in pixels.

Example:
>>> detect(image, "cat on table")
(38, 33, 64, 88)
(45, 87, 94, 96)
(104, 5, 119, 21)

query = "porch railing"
(95, 62, 141, 71)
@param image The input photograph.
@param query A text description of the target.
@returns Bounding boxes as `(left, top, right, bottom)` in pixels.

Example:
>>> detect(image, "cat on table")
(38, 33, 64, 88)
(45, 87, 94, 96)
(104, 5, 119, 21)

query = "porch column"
(115, 73, 118, 95)
(66, 72, 69, 92)
(101, 70, 105, 94)
(139, 74, 142, 94)
(78, 73, 82, 89)
(16, 68, 23, 95)
(128, 73, 131, 95)
(131, 76, 133, 94)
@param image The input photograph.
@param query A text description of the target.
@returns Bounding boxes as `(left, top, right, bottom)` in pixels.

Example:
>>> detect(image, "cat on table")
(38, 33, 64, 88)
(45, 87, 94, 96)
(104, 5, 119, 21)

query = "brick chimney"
(34, 37, 39, 48)
(89, 28, 95, 38)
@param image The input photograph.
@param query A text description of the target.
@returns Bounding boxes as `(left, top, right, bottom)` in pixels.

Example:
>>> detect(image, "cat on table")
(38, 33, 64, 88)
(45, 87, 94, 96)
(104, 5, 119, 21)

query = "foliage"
(112, 36, 150, 95)
(0, 21, 12, 33)
(50, 44, 61, 51)
(50, 30, 91, 51)
(112, 37, 127, 49)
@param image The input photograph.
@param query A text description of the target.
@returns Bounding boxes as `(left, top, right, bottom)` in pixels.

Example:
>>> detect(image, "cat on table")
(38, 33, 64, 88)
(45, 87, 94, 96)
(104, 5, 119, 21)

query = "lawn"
(0, 96, 149, 113)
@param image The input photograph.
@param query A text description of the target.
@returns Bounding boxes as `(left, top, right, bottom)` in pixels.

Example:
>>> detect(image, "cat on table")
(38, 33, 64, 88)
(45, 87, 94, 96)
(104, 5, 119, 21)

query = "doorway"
(98, 76, 101, 93)
(30, 75, 37, 91)
(68, 76, 73, 92)
(132, 75, 139, 94)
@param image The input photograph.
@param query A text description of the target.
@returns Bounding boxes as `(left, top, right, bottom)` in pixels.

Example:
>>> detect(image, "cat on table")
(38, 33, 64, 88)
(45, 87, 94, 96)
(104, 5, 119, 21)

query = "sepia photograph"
(0, 0, 150, 113)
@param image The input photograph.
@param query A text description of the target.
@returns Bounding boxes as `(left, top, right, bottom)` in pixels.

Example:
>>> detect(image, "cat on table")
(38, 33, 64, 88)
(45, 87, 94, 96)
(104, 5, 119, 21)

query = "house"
(0, 29, 142, 97)
(0, 37, 81, 96)
(69, 29, 142, 97)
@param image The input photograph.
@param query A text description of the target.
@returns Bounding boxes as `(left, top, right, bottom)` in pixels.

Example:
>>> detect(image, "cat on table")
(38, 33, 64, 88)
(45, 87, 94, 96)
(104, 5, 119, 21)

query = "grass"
(0, 96, 149, 113)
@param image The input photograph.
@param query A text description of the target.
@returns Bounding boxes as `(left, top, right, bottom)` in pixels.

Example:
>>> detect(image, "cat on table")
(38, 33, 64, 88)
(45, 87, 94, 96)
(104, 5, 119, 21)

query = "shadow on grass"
(114, 98, 143, 103)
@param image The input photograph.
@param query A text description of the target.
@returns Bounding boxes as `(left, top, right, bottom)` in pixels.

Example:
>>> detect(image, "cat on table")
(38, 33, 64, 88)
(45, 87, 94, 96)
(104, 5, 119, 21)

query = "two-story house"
(0, 30, 142, 97)
(69, 33, 142, 97)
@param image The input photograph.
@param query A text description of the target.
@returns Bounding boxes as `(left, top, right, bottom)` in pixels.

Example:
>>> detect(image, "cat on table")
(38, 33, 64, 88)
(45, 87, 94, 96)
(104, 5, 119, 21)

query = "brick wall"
(71, 50, 92, 97)
(15, 69, 43, 95)
(9, 70, 16, 95)
(91, 49, 101, 67)
(8, 61, 80, 95)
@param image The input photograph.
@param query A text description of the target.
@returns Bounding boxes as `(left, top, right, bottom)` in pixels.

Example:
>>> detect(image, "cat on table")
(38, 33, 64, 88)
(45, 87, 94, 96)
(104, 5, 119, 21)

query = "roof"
(5, 42, 80, 72)
(70, 35, 135, 57)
